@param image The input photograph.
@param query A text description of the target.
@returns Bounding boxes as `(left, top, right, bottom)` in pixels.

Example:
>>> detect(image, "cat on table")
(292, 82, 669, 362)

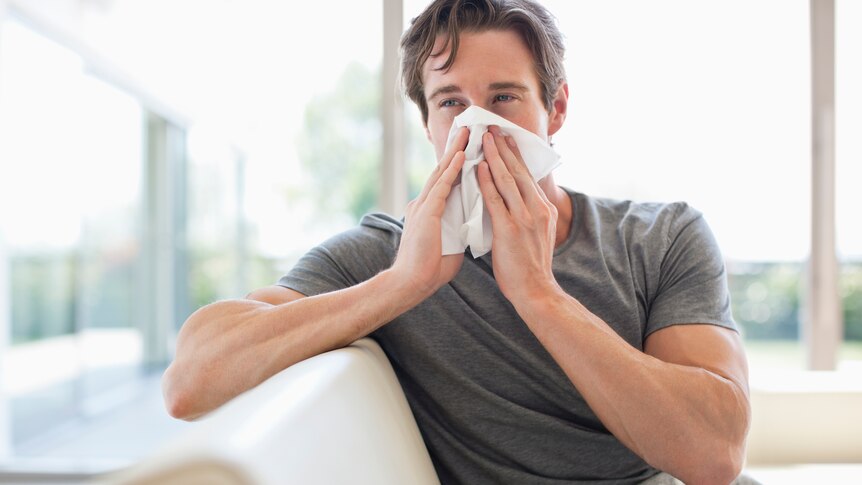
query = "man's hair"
(400, 0, 566, 125)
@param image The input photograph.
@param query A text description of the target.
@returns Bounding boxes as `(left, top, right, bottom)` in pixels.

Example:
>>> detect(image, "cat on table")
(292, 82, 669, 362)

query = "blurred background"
(0, 0, 859, 482)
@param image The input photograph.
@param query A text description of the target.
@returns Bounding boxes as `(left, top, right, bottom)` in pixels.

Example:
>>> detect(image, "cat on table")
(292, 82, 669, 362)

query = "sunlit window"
(0, 18, 145, 447)
(836, 0, 862, 369)
(550, 0, 814, 371)
(1, 1, 386, 466)
(205, 3, 386, 284)
(406, 0, 812, 370)
(404, 0, 862, 376)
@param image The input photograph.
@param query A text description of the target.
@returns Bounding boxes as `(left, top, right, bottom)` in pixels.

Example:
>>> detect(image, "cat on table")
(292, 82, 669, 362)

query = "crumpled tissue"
(440, 106, 560, 258)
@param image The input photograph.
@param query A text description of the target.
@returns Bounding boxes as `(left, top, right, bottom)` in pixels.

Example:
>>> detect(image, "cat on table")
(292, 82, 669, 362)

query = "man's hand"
(390, 126, 469, 299)
(476, 126, 561, 305)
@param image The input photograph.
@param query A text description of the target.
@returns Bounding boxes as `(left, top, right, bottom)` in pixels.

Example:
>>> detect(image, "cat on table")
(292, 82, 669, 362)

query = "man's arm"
(476, 128, 749, 485)
(163, 275, 415, 420)
(516, 298, 749, 485)
(162, 128, 469, 421)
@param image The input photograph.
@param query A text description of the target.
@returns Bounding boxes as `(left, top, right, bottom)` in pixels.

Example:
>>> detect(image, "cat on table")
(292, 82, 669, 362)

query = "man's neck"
(538, 173, 573, 249)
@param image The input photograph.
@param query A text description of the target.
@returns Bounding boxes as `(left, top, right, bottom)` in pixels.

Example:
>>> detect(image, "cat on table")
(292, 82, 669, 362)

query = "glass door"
(0, 18, 147, 455)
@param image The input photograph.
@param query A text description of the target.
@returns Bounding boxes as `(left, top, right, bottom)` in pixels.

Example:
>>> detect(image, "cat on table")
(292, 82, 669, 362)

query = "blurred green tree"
(727, 263, 802, 340)
(842, 263, 862, 340)
(297, 62, 381, 220)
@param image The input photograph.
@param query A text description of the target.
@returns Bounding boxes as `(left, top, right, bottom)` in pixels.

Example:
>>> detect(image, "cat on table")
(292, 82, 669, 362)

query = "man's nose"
(473, 101, 493, 112)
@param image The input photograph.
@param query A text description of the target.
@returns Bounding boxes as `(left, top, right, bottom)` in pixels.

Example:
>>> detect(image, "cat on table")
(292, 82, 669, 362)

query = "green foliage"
(10, 255, 76, 343)
(8, 254, 861, 345)
(842, 264, 862, 340)
(9, 251, 138, 343)
(297, 62, 382, 221)
(726, 261, 862, 341)
(727, 262, 802, 340)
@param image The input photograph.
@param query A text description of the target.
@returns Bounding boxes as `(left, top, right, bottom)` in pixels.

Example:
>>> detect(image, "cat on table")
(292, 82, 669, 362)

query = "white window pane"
(544, 0, 810, 263)
(77, 1, 384, 284)
(0, 18, 145, 448)
(836, 0, 862, 370)
(547, 1, 810, 369)
(401, 2, 812, 369)
(242, 6, 384, 284)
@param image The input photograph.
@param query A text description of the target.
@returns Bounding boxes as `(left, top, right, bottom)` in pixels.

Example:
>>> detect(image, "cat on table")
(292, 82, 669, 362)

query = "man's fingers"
(426, 150, 465, 207)
(534, 178, 552, 205)
(417, 127, 469, 202)
(482, 131, 526, 215)
(488, 127, 542, 208)
(477, 161, 509, 222)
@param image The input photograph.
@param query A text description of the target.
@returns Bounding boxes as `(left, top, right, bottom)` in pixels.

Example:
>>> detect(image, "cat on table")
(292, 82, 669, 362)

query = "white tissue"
(441, 106, 560, 258)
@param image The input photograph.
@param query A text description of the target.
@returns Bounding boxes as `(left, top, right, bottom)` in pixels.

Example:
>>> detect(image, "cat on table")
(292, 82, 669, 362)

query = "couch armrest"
(98, 339, 440, 485)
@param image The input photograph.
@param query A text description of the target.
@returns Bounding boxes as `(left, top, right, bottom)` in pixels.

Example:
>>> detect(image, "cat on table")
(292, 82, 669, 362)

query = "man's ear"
(547, 82, 569, 137)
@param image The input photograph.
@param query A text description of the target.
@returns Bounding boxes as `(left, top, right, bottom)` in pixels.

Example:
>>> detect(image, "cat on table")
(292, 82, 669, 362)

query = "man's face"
(422, 29, 566, 160)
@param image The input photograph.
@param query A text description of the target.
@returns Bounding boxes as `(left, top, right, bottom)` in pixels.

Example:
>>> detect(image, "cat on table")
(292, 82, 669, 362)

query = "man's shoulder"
(359, 212, 404, 234)
(564, 187, 701, 236)
(280, 213, 402, 292)
(318, 212, 403, 255)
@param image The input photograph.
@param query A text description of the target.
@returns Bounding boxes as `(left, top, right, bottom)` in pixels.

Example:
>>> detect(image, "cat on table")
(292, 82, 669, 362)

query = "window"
(0, 0, 385, 467)
(0, 18, 146, 447)
(194, 3, 387, 287)
(542, 0, 811, 370)
(186, 128, 245, 310)
(836, 0, 862, 369)
(401, 0, 848, 373)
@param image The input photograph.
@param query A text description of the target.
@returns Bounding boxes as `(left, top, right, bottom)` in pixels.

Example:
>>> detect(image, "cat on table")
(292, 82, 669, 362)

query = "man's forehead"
(422, 36, 454, 74)
(421, 30, 538, 91)
(423, 29, 532, 71)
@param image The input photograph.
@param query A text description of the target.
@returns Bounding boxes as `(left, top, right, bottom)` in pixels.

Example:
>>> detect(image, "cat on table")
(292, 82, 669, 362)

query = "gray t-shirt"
(277, 187, 736, 484)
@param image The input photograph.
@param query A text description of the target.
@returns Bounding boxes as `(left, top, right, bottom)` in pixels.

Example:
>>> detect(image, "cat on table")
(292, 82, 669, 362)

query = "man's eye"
(495, 94, 514, 102)
(440, 99, 461, 108)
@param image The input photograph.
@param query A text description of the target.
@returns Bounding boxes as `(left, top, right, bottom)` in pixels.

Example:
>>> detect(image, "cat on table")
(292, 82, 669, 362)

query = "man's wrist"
(375, 268, 435, 313)
(510, 282, 574, 327)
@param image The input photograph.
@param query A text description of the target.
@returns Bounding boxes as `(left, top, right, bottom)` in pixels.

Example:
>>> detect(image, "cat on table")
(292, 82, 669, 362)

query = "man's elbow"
(705, 448, 745, 485)
(689, 377, 750, 484)
(677, 440, 746, 485)
(162, 362, 204, 421)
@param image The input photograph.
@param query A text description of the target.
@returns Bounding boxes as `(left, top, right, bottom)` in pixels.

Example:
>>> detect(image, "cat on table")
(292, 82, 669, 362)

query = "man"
(162, 0, 751, 483)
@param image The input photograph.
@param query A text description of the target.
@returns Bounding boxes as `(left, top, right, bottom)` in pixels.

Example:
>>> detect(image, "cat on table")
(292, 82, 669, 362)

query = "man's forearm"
(514, 290, 749, 485)
(163, 269, 423, 420)
(164, 133, 468, 421)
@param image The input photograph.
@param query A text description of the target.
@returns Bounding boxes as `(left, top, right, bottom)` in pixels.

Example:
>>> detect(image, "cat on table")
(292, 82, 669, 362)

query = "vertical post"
(143, 114, 176, 368)
(235, 149, 248, 297)
(382, 0, 407, 215)
(807, 0, 841, 370)
(167, 123, 189, 333)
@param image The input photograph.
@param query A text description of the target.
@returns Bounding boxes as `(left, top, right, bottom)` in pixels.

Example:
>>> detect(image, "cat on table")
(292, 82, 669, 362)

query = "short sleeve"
(645, 205, 736, 337)
(276, 214, 402, 297)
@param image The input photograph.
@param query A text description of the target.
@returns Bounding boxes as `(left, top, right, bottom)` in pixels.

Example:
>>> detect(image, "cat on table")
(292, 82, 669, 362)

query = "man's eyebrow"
(427, 82, 529, 101)
(427, 84, 461, 101)
(488, 82, 529, 92)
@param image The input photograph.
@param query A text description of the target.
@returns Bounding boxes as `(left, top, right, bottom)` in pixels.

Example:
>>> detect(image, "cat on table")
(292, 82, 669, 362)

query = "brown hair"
(400, 0, 566, 124)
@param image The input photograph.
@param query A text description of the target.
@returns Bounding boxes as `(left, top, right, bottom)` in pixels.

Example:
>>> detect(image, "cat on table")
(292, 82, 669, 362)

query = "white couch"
(98, 339, 440, 485)
(99, 339, 862, 484)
